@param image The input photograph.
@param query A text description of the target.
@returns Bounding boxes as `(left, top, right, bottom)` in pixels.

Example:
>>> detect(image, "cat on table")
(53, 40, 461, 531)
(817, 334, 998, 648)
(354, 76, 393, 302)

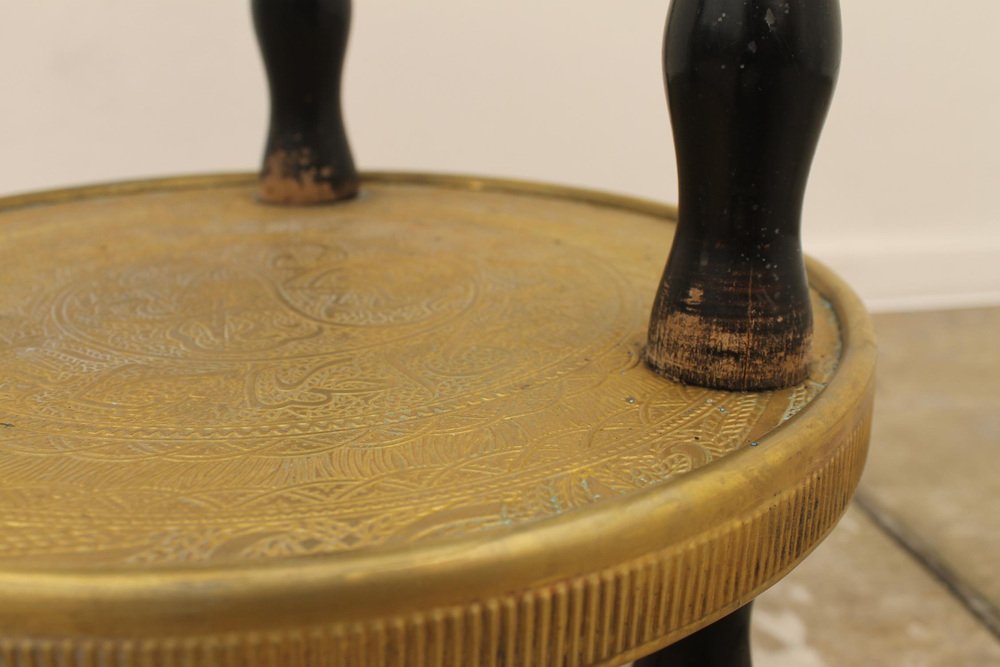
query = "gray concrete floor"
(753, 307, 1000, 666)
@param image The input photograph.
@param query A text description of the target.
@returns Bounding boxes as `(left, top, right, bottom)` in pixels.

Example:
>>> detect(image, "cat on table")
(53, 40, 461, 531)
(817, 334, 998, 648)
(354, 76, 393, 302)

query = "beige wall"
(1, 1, 997, 310)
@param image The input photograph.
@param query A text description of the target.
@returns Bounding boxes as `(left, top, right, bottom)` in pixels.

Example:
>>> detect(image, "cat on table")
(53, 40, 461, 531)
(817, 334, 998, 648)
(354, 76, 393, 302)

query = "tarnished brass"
(0, 174, 875, 666)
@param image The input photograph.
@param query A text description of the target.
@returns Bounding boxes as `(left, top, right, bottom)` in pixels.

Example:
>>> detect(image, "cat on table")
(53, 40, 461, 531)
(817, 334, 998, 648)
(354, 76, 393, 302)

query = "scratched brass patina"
(0, 175, 874, 666)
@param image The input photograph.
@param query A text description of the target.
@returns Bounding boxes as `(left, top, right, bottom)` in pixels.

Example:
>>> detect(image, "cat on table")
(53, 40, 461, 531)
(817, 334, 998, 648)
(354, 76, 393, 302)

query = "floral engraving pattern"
(0, 183, 840, 567)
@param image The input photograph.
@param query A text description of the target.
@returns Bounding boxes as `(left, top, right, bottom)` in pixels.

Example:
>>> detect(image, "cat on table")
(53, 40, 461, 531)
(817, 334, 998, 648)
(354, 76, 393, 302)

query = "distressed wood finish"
(646, 0, 842, 391)
(253, 0, 358, 204)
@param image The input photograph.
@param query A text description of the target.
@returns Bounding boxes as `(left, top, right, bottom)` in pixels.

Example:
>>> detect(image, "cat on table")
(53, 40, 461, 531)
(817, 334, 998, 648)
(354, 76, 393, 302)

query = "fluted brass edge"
(0, 398, 872, 666)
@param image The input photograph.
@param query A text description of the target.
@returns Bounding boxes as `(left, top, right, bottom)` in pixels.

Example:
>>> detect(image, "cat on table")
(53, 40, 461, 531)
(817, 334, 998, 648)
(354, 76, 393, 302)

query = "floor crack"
(853, 492, 1000, 641)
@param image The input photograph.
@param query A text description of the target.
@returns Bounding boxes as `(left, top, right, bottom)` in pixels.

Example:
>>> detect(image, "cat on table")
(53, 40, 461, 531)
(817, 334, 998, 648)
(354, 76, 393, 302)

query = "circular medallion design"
(0, 178, 841, 567)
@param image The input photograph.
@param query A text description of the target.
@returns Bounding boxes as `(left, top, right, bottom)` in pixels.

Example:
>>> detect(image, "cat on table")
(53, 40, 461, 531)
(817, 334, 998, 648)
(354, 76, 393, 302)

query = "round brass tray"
(0, 174, 875, 666)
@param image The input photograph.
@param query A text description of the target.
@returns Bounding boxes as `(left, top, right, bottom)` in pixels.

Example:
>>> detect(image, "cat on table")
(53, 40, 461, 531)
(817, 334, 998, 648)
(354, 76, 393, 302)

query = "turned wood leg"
(634, 603, 754, 667)
(646, 0, 842, 391)
(253, 0, 358, 205)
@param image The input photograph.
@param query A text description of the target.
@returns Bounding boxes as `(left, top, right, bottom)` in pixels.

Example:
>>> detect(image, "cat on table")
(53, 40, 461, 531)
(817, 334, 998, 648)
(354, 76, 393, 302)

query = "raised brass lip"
(0, 171, 678, 221)
(0, 173, 875, 636)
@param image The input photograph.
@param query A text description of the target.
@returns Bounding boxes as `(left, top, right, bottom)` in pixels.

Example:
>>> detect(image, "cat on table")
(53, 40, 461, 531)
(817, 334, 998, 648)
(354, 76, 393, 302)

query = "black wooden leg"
(634, 603, 753, 667)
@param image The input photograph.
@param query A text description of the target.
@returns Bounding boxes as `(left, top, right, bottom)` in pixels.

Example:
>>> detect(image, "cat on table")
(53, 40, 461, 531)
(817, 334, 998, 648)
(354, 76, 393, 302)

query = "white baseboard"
(809, 238, 1000, 313)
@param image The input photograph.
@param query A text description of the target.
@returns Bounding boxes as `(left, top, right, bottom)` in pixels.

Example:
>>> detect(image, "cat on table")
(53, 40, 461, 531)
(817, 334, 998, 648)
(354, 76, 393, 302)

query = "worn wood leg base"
(634, 603, 753, 667)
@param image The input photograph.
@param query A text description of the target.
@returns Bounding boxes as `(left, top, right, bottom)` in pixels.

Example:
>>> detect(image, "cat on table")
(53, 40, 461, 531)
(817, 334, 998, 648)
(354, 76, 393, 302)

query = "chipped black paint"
(253, 0, 358, 204)
(646, 0, 842, 391)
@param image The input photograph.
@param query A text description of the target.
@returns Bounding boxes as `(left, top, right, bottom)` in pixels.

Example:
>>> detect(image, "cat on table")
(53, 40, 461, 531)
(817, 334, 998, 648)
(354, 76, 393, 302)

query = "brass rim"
(0, 174, 875, 647)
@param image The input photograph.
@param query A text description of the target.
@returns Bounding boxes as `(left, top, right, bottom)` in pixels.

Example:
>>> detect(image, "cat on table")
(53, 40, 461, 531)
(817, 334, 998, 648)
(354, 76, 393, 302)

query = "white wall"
(1, 1, 997, 311)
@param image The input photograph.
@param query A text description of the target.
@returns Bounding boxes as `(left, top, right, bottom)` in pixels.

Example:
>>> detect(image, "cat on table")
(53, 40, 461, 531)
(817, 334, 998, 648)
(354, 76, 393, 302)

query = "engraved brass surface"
(0, 175, 876, 666)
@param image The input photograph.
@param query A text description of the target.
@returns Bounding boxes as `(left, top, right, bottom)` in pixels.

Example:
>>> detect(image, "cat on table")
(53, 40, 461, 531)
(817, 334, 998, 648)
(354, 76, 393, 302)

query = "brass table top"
(0, 174, 875, 666)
